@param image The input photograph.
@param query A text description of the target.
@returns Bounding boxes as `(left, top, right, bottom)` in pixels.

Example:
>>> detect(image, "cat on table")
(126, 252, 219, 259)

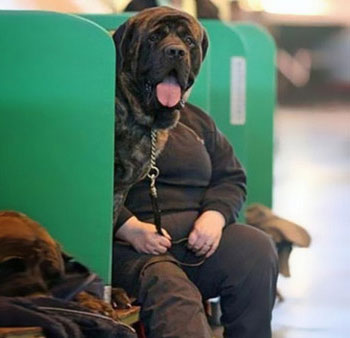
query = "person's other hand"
(188, 210, 225, 258)
(115, 216, 172, 255)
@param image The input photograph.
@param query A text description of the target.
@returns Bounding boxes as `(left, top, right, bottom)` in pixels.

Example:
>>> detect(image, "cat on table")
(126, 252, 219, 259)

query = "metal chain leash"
(147, 129, 163, 235)
(147, 129, 160, 199)
(144, 128, 206, 267)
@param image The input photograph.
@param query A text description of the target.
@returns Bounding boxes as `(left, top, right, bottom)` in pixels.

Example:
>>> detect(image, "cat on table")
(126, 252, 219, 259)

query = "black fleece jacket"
(115, 103, 247, 230)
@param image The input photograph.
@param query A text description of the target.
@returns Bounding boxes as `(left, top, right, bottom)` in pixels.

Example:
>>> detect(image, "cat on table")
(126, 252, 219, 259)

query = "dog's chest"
(115, 131, 153, 187)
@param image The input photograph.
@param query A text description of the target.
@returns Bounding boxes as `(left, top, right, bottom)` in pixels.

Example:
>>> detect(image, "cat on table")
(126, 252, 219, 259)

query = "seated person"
(113, 101, 278, 338)
(113, 7, 278, 338)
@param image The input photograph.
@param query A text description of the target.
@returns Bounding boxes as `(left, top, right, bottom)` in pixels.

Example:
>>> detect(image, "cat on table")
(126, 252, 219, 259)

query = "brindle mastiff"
(113, 6, 208, 225)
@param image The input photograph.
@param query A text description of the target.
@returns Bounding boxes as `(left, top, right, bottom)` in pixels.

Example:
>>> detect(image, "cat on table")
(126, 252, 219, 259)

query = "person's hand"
(188, 210, 225, 258)
(115, 216, 172, 255)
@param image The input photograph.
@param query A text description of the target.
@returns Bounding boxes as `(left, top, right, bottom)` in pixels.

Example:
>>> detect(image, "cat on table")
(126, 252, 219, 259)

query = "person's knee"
(217, 225, 278, 301)
(139, 256, 202, 300)
(139, 258, 212, 338)
(221, 224, 278, 274)
(141, 256, 186, 282)
(246, 226, 278, 266)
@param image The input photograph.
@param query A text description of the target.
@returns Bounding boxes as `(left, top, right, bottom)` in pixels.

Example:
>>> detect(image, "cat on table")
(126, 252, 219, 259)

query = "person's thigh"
(184, 223, 278, 338)
(184, 223, 278, 299)
(113, 233, 213, 338)
(112, 211, 199, 297)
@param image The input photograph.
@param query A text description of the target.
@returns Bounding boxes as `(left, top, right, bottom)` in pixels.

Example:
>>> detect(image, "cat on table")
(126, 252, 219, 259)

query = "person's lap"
(113, 211, 278, 337)
(112, 210, 276, 300)
(112, 211, 199, 297)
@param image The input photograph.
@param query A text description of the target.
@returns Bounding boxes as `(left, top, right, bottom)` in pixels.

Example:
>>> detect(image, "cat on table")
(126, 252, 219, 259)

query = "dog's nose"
(165, 45, 186, 59)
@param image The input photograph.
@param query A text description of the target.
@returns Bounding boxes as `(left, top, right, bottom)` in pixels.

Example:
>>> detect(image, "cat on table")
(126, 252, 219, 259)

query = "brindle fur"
(112, 7, 208, 225)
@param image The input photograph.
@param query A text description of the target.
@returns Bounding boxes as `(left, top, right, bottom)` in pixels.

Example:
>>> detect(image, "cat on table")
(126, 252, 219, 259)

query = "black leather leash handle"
(149, 187, 163, 235)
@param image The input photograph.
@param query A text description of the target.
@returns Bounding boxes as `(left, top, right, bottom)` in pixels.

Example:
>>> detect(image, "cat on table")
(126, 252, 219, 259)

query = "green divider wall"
(81, 13, 131, 31)
(201, 20, 247, 167)
(188, 51, 210, 111)
(0, 11, 115, 283)
(233, 23, 276, 208)
(203, 21, 275, 210)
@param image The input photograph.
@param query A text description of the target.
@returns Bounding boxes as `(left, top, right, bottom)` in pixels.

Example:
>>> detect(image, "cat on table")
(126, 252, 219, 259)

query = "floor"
(212, 102, 350, 337)
(271, 103, 350, 338)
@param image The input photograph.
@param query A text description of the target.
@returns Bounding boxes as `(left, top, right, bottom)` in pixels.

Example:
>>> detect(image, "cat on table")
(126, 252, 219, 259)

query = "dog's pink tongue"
(156, 76, 181, 108)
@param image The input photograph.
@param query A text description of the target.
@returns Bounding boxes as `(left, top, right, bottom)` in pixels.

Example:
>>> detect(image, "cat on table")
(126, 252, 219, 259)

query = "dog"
(0, 210, 130, 320)
(112, 6, 208, 224)
(0, 210, 64, 298)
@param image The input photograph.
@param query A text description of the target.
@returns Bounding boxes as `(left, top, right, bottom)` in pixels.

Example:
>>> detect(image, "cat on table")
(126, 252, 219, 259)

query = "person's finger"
(193, 234, 209, 251)
(151, 248, 160, 255)
(144, 242, 154, 254)
(146, 241, 162, 255)
(150, 234, 171, 253)
(190, 231, 211, 252)
(157, 245, 167, 254)
(195, 242, 212, 256)
(205, 239, 219, 258)
(160, 228, 172, 241)
(188, 229, 199, 248)
(158, 235, 172, 248)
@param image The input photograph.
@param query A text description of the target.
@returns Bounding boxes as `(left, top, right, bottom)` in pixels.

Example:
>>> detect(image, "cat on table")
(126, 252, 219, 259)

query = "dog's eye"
(148, 33, 159, 43)
(185, 36, 195, 47)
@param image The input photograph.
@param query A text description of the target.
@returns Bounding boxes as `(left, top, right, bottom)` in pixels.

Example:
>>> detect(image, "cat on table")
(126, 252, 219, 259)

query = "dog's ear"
(201, 28, 209, 61)
(112, 21, 135, 72)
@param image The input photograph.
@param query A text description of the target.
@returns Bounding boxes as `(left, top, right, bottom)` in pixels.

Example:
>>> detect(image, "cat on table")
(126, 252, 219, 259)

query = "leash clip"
(147, 166, 159, 198)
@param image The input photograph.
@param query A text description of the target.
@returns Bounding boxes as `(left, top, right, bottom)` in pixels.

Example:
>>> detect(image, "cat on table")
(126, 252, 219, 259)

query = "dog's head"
(0, 211, 64, 297)
(113, 6, 208, 129)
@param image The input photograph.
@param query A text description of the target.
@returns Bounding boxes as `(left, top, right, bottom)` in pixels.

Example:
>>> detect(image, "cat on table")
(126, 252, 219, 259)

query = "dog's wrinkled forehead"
(114, 6, 208, 72)
(131, 7, 203, 39)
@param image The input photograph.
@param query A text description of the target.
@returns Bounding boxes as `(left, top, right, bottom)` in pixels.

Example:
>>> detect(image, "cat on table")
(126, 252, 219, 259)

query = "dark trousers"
(113, 211, 278, 338)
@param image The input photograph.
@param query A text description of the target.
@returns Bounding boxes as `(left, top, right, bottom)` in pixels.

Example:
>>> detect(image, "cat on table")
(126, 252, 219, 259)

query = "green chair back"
(0, 11, 115, 283)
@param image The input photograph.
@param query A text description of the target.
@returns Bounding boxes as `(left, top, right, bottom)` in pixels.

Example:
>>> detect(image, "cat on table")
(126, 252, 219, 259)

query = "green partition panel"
(201, 21, 247, 168)
(0, 11, 115, 283)
(233, 23, 276, 208)
(81, 13, 131, 31)
(80, 13, 210, 111)
(188, 43, 210, 111)
(203, 21, 275, 210)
